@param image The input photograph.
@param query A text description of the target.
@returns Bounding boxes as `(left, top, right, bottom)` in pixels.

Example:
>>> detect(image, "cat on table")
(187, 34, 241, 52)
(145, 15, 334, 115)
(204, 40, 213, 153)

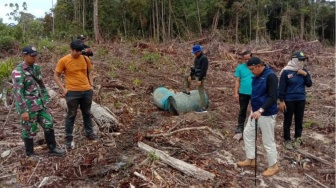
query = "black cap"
(70, 40, 85, 51)
(77, 34, 86, 40)
(22, 46, 38, 56)
(246, 57, 262, 66)
(292, 51, 307, 60)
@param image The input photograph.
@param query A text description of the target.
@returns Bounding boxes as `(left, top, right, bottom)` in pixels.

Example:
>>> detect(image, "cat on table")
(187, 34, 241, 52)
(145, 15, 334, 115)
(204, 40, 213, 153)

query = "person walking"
(237, 57, 279, 177)
(182, 44, 209, 112)
(234, 50, 253, 134)
(54, 40, 97, 149)
(12, 46, 65, 160)
(278, 51, 312, 150)
(77, 35, 93, 57)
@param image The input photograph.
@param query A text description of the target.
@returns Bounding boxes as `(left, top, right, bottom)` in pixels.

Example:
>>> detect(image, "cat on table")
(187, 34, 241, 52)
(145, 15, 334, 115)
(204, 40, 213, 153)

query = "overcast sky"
(0, 0, 57, 24)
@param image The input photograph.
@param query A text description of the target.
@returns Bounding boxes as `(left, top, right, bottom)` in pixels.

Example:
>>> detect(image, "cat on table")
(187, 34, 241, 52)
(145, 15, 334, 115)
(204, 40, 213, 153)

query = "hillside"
(0, 39, 335, 187)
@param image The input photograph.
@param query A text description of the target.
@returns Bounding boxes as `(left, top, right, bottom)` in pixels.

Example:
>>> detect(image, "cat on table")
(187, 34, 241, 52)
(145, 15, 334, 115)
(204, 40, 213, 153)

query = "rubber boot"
(262, 163, 279, 177)
(237, 159, 256, 167)
(44, 129, 65, 156)
(23, 138, 39, 161)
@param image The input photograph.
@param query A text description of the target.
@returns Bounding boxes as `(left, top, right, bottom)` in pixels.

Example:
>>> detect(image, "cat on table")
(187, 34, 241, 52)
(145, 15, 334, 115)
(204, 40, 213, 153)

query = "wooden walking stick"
(255, 119, 258, 186)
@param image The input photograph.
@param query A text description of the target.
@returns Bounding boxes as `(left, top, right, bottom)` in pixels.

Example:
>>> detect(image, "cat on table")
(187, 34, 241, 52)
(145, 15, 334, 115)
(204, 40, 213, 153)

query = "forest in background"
(0, 0, 335, 47)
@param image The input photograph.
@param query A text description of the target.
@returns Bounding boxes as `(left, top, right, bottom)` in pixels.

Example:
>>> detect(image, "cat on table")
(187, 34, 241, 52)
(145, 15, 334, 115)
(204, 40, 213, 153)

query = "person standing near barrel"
(182, 44, 209, 113)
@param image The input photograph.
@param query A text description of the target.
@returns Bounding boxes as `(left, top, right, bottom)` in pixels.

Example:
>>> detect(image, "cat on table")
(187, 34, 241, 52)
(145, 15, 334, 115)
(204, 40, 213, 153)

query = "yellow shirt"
(55, 55, 92, 91)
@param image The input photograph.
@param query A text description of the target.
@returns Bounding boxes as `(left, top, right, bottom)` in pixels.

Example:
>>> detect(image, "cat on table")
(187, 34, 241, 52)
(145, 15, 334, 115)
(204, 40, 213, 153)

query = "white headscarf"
(279, 58, 304, 76)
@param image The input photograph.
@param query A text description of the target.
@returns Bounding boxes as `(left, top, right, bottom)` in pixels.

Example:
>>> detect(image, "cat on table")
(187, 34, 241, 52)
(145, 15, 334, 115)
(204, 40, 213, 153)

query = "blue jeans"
(65, 90, 94, 140)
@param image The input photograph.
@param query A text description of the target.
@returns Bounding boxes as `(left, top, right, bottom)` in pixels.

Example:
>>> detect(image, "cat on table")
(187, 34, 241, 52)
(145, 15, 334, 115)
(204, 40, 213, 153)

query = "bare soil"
(0, 39, 335, 188)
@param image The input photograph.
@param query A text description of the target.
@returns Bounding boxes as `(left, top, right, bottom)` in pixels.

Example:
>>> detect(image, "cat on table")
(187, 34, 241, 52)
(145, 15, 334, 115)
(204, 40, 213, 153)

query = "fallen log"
(137, 141, 215, 181)
(296, 149, 333, 166)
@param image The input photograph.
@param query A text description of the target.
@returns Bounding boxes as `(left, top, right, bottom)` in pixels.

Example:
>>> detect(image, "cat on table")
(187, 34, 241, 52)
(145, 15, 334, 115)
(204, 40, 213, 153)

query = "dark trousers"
(283, 100, 306, 141)
(237, 93, 251, 131)
(65, 90, 94, 139)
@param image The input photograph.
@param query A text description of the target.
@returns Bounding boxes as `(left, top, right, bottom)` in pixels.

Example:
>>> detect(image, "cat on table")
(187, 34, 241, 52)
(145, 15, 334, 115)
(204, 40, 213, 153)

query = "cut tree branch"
(137, 141, 215, 181)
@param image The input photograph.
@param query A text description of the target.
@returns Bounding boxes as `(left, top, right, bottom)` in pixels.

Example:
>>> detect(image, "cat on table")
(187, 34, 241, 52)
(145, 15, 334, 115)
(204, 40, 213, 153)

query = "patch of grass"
(38, 39, 55, 51)
(54, 44, 69, 55)
(133, 78, 141, 86)
(148, 152, 159, 162)
(128, 62, 138, 72)
(142, 52, 160, 63)
(114, 100, 121, 108)
(96, 47, 109, 58)
(303, 119, 318, 128)
(0, 57, 17, 83)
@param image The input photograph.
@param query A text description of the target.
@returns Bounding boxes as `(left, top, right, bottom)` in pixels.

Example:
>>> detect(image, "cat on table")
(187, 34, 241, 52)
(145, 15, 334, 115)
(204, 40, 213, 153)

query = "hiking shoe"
(284, 140, 294, 150)
(65, 137, 73, 149)
(262, 163, 279, 177)
(195, 108, 207, 113)
(237, 159, 256, 168)
(182, 90, 190, 95)
(293, 137, 302, 149)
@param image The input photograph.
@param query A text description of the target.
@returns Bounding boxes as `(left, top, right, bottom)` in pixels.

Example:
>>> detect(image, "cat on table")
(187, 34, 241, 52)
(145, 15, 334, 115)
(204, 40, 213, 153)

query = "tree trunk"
(196, 0, 202, 36)
(300, 12, 304, 39)
(161, 0, 166, 42)
(168, 0, 172, 39)
(155, 0, 160, 41)
(256, 0, 259, 44)
(212, 9, 220, 32)
(93, 0, 103, 44)
(235, 13, 239, 45)
(82, 0, 85, 30)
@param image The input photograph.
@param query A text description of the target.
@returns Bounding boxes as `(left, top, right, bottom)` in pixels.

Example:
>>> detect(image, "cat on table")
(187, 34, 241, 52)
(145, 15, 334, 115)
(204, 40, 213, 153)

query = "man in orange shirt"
(54, 40, 97, 149)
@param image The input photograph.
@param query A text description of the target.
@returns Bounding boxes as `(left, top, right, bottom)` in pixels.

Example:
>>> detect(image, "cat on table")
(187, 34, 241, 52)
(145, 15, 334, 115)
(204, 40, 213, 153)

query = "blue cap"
(192, 45, 203, 54)
(22, 46, 38, 56)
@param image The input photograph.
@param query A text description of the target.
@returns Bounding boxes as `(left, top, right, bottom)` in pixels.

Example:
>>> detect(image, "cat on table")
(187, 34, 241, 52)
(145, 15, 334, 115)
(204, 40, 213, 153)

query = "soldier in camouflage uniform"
(12, 46, 65, 159)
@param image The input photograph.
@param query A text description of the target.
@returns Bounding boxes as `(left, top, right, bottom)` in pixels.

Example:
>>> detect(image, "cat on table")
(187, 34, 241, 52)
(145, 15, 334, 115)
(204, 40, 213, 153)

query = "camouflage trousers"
(21, 108, 53, 139)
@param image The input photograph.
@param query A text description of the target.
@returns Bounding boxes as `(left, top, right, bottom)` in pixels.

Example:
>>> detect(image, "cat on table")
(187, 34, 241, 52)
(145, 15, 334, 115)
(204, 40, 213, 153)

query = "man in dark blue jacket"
(278, 51, 312, 150)
(182, 44, 209, 112)
(237, 57, 279, 177)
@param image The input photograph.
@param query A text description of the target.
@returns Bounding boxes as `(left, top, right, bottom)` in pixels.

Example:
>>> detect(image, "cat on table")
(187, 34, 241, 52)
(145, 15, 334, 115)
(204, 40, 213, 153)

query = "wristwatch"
(258, 108, 264, 113)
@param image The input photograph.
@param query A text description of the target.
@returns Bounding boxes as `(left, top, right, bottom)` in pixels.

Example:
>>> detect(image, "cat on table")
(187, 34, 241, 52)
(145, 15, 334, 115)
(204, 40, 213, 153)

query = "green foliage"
(96, 47, 109, 58)
(133, 78, 141, 86)
(54, 43, 70, 55)
(142, 52, 160, 63)
(0, 57, 17, 83)
(128, 62, 138, 72)
(38, 39, 56, 51)
(114, 100, 121, 108)
(0, 36, 16, 50)
(148, 152, 159, 162)
(303, 120, 318, 129)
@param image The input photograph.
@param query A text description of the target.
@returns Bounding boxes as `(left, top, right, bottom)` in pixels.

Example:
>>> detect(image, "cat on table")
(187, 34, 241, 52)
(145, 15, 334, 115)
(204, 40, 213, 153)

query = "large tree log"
(47, 87, 119, 131)
(137, 141, 215, 181)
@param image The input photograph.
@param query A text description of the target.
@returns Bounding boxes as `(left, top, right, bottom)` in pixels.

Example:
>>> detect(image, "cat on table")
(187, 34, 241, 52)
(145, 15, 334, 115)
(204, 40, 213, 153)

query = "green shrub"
(0, 57, 17, 85)
(0, 36, 16, 50)
(96, 47, 109, 58)
(38, 39, 55, 51)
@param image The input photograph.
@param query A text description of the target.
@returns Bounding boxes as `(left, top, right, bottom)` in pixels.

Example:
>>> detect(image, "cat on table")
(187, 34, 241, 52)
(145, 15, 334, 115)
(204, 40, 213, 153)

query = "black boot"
(44, 129, 65, 156)
(23, 138, 39, 161)
(235, 125, 244, 134)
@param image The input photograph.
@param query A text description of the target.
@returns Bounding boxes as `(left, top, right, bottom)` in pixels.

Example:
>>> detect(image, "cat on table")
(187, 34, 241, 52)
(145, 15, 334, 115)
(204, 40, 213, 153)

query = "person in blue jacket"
(237, 57, 279, 177)
(278, 51, 312, 150)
